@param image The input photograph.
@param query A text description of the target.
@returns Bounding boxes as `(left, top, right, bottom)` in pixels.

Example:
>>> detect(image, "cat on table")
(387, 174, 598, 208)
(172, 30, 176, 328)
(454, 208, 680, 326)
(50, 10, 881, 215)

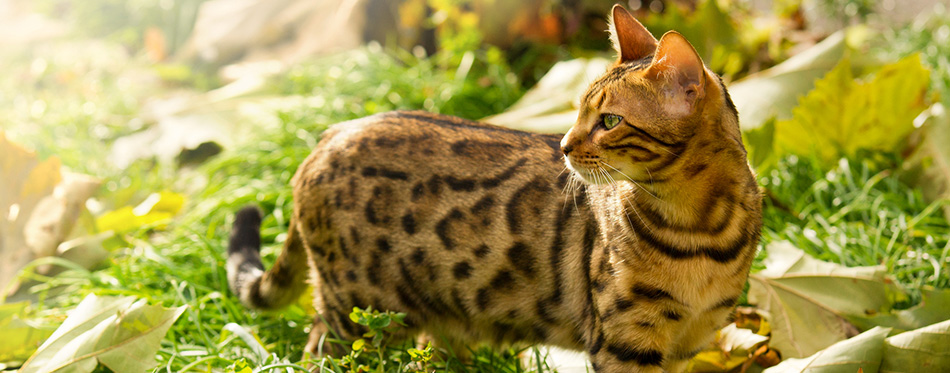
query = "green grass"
(760, 154, 950, 294)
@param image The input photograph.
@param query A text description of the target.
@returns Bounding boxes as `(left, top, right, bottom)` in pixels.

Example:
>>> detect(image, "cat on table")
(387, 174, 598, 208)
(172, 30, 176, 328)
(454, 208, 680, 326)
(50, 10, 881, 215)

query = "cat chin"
(563, 148, 621, 185)
(568, 168, 613, 186)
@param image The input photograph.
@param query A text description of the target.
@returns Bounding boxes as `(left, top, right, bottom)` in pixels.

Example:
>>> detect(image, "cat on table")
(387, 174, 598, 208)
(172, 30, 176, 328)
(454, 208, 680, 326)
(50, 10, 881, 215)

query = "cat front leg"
(586, 320, 677, 373)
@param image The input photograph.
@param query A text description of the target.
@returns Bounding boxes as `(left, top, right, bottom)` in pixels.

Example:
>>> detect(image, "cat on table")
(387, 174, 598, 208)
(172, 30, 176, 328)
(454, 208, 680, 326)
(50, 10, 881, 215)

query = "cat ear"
(646, 31, 706, 116)
(609, 4, 657, 62)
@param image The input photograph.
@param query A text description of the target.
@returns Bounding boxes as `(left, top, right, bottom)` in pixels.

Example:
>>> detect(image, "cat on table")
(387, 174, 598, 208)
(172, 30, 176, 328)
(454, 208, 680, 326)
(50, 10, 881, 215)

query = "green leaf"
(642, 0, 738, 71)
(881, 319, 950, 372)
(393, 312, 407, 325)
(369, 313, 391, 330)
(352, 338, 365, 351)
(226, 359, 253, 373)
(18, 294, 186, 373)
(851, 287, 950, 332)
(762, 326, 891, 373)
(0, 302, 56, 365)
(774, 54, 930, 169)
(743, 116, 777, 171)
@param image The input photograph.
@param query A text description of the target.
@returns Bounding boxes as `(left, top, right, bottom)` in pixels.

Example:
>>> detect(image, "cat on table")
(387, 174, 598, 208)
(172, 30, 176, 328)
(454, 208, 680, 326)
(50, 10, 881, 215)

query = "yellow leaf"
(97, 191, 184, 233)
(0, 132, 37, 181)
(19, 157, 61, 202)
(1, 131, 94, 295)
(774, 54, 930, 168)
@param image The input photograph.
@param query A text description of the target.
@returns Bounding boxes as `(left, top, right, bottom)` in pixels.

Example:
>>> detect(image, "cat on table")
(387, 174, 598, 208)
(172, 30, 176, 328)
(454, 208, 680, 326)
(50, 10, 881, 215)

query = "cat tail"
(227, 206, 309, 310)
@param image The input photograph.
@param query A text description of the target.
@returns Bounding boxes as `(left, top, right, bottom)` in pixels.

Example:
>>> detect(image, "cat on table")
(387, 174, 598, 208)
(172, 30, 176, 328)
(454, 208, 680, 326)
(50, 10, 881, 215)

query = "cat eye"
(602, 114, 623, 130)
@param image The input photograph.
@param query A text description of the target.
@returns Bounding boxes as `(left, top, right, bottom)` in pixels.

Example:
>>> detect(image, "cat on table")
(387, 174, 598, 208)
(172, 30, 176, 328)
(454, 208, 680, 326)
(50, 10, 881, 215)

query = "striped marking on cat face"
(561, 31, 708, 185)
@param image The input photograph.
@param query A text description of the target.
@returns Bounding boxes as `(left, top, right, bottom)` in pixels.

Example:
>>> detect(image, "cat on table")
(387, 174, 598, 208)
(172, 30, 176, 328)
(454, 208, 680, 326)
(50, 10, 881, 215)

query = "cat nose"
(561, 143, 574, 155)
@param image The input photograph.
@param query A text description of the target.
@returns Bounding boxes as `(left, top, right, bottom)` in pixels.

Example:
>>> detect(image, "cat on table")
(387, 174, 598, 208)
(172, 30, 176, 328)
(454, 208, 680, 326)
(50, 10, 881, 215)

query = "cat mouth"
(564, 157, 615, 185)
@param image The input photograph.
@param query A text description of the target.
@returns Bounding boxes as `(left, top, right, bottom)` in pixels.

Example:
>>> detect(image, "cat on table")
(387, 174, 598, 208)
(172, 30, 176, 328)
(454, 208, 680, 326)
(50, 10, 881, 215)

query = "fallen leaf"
(719, 323, 770, 352)
(691, 323, 770, 372)
(880, 319, 950, 372)
(0, 302, 56, 366)
(748, 242, 899, 358)
(773, 54, 930, 169)
(850, 287, 950, 333)
(144, 27, 167, 62)
(483, 58, 610, 133)
(18, 294, 186, 373)
(762, 326, 890, 373)
(96, 191, 185, 233)
(754, 345, 782, 368)
(743, 117, 777, 171)
(110, 114, 227, 169)
(688, 309, 772, 372)
(901, 102, 950, 221)
(1, 132, 99, 296)
(729, 28, 876, 132)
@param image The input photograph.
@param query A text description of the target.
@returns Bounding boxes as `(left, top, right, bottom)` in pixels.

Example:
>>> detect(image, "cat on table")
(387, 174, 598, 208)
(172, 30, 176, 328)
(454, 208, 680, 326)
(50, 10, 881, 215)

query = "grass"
(3, 9, 950, 373)
(760, 153, 950, 294)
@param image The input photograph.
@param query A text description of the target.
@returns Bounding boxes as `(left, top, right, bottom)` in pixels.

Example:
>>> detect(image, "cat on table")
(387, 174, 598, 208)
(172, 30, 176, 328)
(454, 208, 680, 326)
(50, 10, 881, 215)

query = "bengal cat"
(225, 5, 761, 372)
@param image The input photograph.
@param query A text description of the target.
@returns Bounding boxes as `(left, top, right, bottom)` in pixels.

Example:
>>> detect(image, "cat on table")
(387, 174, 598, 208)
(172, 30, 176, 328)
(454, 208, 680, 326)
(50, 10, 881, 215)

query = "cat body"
(226, 6, 761, 372)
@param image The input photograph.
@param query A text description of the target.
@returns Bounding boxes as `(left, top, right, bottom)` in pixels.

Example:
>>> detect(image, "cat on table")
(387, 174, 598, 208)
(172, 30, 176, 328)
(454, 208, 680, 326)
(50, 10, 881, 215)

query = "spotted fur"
(226, 5, 761, 373)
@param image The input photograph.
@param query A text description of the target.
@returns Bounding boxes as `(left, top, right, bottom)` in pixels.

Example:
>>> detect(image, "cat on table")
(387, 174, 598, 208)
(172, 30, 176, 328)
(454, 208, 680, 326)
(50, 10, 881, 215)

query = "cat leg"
(665, 307, 734, 372)
(304, 315, 339, 358)
(586, 324, 672, 373)
(415, 331, 472, 364)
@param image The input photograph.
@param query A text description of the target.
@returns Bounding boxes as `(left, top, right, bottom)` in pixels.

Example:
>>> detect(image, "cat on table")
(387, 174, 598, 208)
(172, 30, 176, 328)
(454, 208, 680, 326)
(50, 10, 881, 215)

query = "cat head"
(561, 5, 740, 185)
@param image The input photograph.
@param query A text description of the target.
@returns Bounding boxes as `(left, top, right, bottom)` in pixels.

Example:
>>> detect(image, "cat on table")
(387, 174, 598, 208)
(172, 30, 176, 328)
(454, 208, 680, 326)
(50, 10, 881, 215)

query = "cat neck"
(587, 142, 752, 245)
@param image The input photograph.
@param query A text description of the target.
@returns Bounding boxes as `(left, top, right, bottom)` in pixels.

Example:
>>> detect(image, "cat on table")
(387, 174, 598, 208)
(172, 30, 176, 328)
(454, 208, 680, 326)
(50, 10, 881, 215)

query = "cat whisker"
(643, 164, 656, 190)
(600, 161, 659, 201)
(569, 174, 582, 212)
(596, 163, 654, 235)
(622, 193, 654, 234)
(657, 146, 682, 159)
(559, 167, 581, 213)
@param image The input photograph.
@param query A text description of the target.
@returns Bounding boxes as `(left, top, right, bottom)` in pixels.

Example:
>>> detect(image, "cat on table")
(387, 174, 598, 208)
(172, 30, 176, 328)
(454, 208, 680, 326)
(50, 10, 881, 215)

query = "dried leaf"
(484, 58, 610, 133)
(850, 287, 950, 333)
(901, 102, 950, 221)
(18, 294, 186, 373)
(748, 242, 899, 358)
(719, 323, 770, 352)
(762, 326, 890, 373)
(691, 323, 770, 372)
(1, 132, 99, 296)
(881, 319, 950, 372)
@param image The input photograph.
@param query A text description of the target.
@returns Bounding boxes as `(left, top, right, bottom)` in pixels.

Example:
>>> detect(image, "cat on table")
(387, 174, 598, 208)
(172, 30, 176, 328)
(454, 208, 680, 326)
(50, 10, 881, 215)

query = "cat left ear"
(610, 4, 657, 62)
(646, 31, 706, 116)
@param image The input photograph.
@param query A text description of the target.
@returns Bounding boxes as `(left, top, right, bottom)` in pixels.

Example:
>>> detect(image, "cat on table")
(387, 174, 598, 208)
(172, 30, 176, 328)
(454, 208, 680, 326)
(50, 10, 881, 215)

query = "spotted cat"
(226, 5, 761, 372)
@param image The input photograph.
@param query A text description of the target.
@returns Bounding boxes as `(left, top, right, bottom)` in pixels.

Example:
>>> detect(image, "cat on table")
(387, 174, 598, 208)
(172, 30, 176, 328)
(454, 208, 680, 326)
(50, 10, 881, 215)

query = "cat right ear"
(609, 4, 657, 62)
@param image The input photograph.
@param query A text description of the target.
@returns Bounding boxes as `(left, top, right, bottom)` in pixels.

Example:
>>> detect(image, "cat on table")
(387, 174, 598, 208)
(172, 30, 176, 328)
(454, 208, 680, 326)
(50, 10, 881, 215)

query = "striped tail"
(227, 206, 309, 310)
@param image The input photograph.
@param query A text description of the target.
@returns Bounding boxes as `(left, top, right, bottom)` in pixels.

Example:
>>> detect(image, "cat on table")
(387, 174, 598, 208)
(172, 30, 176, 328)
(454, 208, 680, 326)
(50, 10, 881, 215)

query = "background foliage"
(2, 0, 949, 372)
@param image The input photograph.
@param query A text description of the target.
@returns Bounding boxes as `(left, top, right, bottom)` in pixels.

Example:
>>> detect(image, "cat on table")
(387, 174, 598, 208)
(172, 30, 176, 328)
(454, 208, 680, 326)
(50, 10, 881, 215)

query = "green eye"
(603, 114, 623, 129)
